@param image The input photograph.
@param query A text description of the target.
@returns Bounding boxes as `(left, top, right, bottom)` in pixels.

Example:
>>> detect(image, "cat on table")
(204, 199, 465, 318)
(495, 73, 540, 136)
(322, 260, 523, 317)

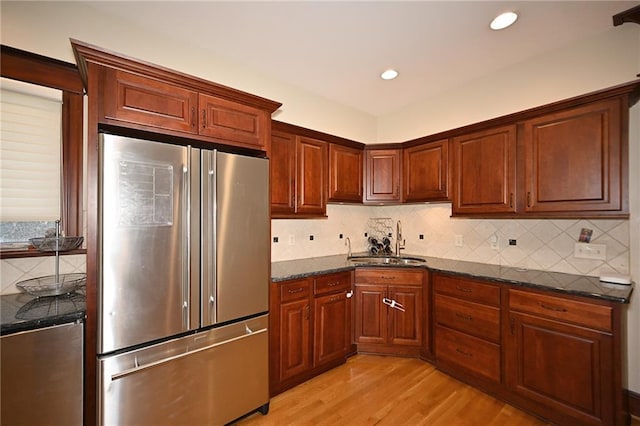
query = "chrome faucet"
(395, 220, 405, 256)
(345, 236, 352, 258)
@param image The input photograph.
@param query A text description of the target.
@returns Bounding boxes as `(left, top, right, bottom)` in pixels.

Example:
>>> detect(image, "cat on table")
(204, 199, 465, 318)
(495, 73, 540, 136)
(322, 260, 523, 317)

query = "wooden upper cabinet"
(523, 98, 625, 214)
(328, 144, 363, 203)
(296, 136, 328, 216)
(270, 122, 330, 218)
(72, 39, 281, 152)
(199, 93, 270, 151)
(270, 130, 296, 216)
(102, 68, 198, 134)
(452, 125, 517, 215)
(403, 139, 449, 202)
(364, 149, 402, 203)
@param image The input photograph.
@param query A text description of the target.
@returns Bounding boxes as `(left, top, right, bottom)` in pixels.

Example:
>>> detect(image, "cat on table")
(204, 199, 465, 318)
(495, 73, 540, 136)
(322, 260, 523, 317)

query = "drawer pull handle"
(455, 348, 473, 357)
(381, 276, 396, 280)
(540, 302, 567, 313)
(288, 288, 304, 294)
(455, 312, 473, 321)
(455, 285, 472, 293)
(327, 281, 339, 287)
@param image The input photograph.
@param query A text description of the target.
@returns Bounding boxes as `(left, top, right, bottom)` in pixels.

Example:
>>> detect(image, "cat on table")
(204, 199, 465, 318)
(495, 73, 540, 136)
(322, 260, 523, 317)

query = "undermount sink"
(347, 255, 426, 266)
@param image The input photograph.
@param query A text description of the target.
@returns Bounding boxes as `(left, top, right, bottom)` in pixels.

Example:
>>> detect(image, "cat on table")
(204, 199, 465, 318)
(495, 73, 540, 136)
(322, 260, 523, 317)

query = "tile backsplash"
(1, 254, 86, 295)
(1, 205, 628, 294)
(271, 204, 630, 277)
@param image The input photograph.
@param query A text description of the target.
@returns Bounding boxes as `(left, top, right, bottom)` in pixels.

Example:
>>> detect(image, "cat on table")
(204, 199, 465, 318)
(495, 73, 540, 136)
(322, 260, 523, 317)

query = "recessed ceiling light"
(380, 69, 398, 80)
(490, 11, 518, 30)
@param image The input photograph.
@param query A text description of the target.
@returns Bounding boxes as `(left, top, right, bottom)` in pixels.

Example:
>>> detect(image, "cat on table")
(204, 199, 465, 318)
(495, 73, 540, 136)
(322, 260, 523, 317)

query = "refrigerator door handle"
(109, 327, 267, 381)
(182, 163, 190, 330)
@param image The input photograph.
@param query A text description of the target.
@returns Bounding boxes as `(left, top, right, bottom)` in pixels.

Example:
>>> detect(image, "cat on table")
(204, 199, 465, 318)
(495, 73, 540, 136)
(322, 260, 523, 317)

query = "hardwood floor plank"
(235, 355, 548, 425)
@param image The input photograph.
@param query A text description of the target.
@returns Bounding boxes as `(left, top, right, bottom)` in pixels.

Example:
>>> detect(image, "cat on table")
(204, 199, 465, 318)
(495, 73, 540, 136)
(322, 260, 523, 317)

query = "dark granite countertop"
(1, 290, 86, 335)
(271, 253, 634, 303)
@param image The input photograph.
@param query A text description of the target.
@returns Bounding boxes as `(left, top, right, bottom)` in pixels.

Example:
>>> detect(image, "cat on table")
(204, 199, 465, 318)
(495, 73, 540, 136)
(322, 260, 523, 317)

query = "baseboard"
(627, 389, 640, 418)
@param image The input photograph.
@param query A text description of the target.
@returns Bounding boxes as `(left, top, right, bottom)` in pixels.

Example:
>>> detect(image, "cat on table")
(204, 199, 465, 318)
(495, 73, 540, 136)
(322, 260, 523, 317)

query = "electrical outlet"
(454, 235, 464, 247)
(574, 243, 606, 260)
(490, 235, 499, 250)
(288, 234, 295, 245)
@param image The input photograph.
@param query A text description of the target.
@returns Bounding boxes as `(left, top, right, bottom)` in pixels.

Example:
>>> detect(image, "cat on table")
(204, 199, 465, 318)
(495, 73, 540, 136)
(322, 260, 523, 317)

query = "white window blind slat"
(0, 82, 62, 222)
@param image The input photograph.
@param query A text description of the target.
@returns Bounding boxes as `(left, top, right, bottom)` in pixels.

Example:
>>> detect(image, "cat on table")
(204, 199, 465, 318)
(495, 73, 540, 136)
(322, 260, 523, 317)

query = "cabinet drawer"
(435, 275, 500, 306)
(436, 326, 500, 383)
(435, 294, 500, 342)
(279, 279, 311, 303)
(355, 268, 423, 285)
(103, 68, 198, 133)
(509, 289, 612, 332)
(314, 271, 351, 296)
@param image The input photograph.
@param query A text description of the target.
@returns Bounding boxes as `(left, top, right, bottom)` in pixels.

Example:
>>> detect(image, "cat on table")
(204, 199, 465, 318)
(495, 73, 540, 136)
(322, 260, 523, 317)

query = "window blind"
(0, 79, 62, 222)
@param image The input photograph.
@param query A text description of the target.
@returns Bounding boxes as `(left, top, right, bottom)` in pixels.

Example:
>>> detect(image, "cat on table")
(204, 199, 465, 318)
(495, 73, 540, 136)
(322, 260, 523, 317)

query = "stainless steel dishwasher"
(1, 321, 84, 425)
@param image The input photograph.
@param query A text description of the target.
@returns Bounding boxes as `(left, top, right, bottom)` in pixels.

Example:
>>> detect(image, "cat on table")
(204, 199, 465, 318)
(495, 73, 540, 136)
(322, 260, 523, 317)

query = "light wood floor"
(236, 354, 549, 426)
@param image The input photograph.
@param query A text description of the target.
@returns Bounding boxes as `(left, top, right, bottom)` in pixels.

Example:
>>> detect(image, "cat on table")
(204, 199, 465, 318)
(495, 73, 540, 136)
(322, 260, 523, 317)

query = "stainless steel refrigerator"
(97, 133, 270, 425)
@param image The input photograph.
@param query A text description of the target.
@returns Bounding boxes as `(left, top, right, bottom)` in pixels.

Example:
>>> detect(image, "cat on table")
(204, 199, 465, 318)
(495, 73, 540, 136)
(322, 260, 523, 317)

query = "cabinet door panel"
(329, 144, 363, 202)
(355, 284, 387, 344)
(102, 68, 197, 133)
(279, 299, 311, 381)
(452, 125, 516, 214)
(314, 292, 350, 366)
(296, 137, 327, 215)
(403, 139, 449, 202)
(199, 93, 267, 150)
(364, 149, 401, 202)
(388, 285, 422, 346)
(506, 312, 613, 424)
(523, 99, 623, 213)
(270, 131, 296, 216)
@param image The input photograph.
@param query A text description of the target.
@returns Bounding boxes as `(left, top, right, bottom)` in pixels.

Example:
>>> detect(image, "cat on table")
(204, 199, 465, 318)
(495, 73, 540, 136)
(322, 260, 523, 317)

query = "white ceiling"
(84, 1, 637, 117)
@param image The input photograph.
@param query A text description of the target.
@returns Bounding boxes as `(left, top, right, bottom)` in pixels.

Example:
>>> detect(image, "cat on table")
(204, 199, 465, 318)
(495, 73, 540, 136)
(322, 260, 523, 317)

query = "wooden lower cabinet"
(505, 288, 622, 426)
(354, 268, 423, 356)
(434, 274, 501, 385)
(270, 271, 352, 395)
(432, 274, 626, 426)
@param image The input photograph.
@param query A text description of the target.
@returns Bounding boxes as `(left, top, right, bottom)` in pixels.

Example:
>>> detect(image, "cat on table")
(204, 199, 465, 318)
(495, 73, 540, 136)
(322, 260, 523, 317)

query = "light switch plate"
(574, 243, 606, 260)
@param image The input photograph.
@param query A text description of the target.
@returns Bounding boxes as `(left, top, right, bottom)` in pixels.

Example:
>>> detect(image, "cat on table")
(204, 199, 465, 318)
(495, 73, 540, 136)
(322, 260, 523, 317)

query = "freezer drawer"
(1, 322, 83, 426)
(98, 315, 269, 425)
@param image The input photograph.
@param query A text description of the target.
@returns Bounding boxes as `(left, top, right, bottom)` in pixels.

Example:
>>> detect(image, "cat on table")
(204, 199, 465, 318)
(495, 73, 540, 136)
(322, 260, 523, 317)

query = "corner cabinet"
(354, 268, 423, 356)
(522, 98, 626, 215)
(403, 139, 450, 202)
(364, 148, 402, 203)
(269, 271, 353, 395)
(451, 125, 517, 215)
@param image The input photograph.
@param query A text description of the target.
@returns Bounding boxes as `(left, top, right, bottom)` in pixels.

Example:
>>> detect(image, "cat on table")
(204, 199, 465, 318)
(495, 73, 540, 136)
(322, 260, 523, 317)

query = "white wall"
(0, 1, 377, 142)
(2, 0, 639, 394)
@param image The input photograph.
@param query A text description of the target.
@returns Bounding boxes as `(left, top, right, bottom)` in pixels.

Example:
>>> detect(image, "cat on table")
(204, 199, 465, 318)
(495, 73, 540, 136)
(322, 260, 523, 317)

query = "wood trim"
(0, 45, 84, 242)
(1, 45, 84, 94)
(613, 4, 640, 26)
(273, 120, 365, 150)
(71, 38, 281, 113)
(627, 389, 640, 418)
